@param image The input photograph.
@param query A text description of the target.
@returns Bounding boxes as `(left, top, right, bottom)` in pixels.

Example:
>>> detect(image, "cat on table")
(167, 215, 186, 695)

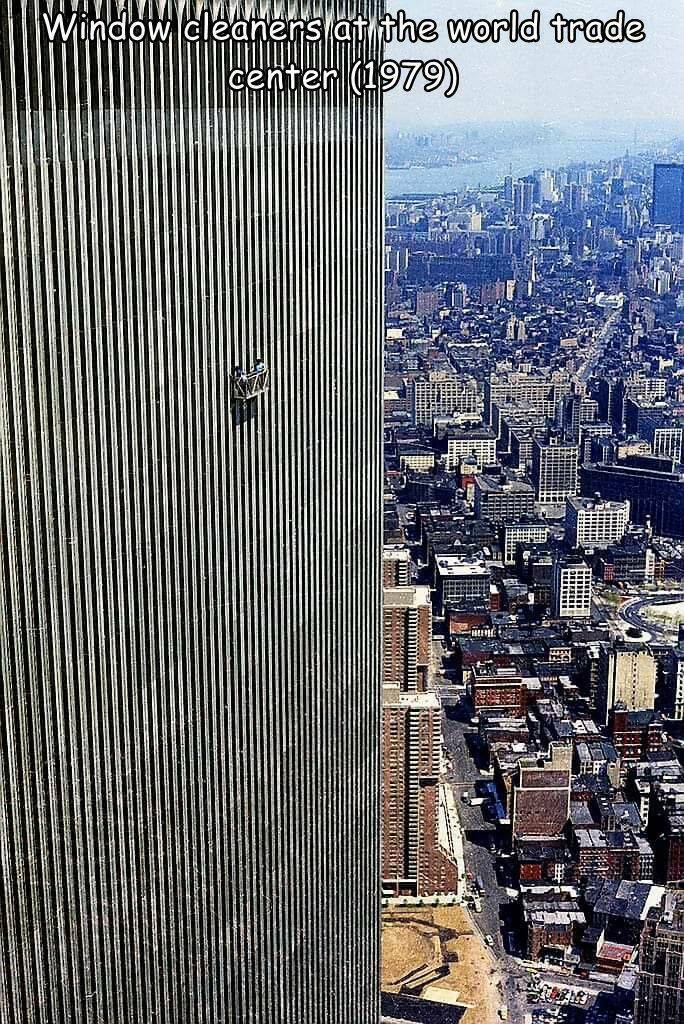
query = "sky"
(386, 0, 684, 127)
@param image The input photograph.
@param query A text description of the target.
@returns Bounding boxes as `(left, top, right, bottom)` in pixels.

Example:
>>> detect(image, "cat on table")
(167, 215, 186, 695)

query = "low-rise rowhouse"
(570, 828, 653, 884)
(522, 888, 586, 960)
(470, 664, 541, 718)
(516, 837, 574, 885)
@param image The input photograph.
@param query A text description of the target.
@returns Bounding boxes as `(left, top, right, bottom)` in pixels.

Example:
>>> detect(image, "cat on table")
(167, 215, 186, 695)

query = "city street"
(433, 651, 621, 1024)
(430, 628, 517, 941)
(441, 709, 506, 941)
(574, 309, 622, 385)
(617, 591, 684, 640)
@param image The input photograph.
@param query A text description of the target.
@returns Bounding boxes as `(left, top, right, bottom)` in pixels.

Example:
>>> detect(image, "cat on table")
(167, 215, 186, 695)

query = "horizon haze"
(386, 0, 684, 127)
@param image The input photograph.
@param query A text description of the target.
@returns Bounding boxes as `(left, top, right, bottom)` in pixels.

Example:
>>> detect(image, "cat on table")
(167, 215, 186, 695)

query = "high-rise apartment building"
(382, 693, 459, 897)
(565, 495, 630, 550)
(383, 586, 432, 692)
(0, 4, 383, 1022)
(635, 889, 684, 1024)
(383, 546, 412, 587)
(652, 163, 684, 231)
(533, 437, 579, 506)
(381, 585, 458, 897)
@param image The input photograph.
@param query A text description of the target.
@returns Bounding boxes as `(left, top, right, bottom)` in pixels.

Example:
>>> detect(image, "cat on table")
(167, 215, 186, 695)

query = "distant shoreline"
(386, 136, 669, 198)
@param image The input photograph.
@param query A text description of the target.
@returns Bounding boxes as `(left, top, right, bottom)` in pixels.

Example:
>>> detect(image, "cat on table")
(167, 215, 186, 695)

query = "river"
(386, 133, 652, 197)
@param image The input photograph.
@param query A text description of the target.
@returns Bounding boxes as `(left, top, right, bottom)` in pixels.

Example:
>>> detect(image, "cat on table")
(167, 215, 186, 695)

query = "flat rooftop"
(567, 495, 629, 513)
(384, 586, 432, 608)
(436, 558, 489, 578)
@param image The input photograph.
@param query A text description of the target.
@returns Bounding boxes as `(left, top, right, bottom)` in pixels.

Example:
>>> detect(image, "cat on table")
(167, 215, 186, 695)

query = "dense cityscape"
(381, 152, 684, 1024)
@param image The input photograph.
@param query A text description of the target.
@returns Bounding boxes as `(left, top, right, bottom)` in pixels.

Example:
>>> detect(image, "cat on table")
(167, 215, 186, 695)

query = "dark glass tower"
(0, 3, 383, 1022)
(653, 163, 684, 230)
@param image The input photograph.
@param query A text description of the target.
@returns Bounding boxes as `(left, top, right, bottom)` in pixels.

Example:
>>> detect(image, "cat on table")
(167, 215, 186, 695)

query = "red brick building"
(457, 639, 513, 673)
(512, 744, 572, 839)
(446, 604, 491, 637)
(649, 782, 684, 882)
(570, 829, 650, 883)
(609, 706, 664, 763)
(663, 828, 684, 883)
(470, 664, 542, 717)
(516, 838, 573, 885)
(382, 693, 459, 896)
(522, 889, 585, 960)
(383, 585, 432, 692)
(383, 545, 411, 587)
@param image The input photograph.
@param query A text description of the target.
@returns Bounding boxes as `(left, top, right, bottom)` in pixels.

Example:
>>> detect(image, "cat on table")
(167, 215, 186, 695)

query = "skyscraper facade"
(551, 555, 593, 619)
(0, 3, 383, 1023)
(564, 495, 630, 550)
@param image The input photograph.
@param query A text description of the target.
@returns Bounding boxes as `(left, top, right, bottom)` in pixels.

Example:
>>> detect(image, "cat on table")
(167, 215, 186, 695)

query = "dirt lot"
(382, 906, 504, 1024)
(382, 922, 441, 987)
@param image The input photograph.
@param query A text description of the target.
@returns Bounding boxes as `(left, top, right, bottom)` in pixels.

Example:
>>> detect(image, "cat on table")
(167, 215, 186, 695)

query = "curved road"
(618, 592, 684, 639)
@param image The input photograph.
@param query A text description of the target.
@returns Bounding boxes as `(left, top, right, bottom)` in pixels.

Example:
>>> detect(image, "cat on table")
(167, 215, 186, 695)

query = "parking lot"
(528, 981, 590, 1010)
(527, 977, 623, 1024)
